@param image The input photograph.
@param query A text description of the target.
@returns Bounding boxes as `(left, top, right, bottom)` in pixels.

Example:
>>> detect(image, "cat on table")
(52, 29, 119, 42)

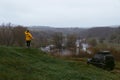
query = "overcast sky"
(0, 0, 120, 28)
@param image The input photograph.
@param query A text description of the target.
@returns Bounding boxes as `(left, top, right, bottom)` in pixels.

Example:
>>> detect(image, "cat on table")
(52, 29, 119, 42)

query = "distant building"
(41, 44, 55, 53)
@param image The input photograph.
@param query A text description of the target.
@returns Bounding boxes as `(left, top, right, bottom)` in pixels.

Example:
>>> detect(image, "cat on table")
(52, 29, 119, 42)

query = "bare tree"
(0, 23, 27, 47)
(66, 34, 77, 49)
(13, 26, 27, 46)
(52, 32, 63, 50)
(0, 23, 14, 46)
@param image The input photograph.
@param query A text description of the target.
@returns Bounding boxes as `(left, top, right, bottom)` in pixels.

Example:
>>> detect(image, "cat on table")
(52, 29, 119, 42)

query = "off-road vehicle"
(87, 51, 115, 70)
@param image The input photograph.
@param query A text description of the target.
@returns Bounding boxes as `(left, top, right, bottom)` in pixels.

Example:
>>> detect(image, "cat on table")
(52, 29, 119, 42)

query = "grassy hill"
(0, 46, 120, 80)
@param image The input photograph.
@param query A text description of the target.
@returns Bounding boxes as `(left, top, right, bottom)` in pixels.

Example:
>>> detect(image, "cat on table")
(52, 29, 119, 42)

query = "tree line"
(0, 23, 78, 49)
(0, 23, 27, 46)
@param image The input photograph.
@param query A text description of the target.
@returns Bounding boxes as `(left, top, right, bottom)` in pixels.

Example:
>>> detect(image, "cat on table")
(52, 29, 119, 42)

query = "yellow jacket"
(25, 31, 33, 41)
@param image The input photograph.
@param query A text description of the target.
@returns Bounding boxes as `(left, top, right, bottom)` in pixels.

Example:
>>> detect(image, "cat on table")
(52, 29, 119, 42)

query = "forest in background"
(0, 23, 120, 61)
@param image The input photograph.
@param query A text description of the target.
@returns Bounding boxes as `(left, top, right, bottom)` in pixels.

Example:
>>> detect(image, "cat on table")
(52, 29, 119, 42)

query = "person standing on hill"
(25, 30, 33, 48)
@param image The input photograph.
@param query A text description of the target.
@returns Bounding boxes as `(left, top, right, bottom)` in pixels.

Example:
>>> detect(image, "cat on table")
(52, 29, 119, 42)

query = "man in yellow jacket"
(25, 30, 33, 48)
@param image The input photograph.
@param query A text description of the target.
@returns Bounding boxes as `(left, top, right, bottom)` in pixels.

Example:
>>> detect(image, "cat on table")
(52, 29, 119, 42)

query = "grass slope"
(0, 46, 119, 80)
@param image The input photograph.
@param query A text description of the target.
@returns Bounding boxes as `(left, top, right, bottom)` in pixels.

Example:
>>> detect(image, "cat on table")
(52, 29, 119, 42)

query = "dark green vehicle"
(87, 51, 115, 70)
